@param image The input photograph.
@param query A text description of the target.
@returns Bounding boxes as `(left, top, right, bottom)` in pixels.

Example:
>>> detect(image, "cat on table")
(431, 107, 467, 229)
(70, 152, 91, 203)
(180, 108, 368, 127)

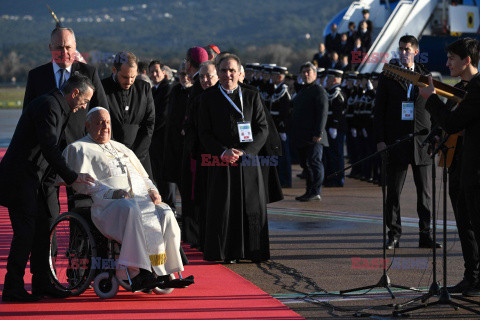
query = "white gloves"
(351, 128, 357, 138)
(362, 128, 368, 138)
(279, 133, 287, 141)
(329, 128, 338, 139)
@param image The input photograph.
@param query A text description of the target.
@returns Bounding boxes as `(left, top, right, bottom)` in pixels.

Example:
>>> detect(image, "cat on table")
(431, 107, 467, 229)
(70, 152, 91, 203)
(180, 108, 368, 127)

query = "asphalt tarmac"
(226, 165, 480, 319)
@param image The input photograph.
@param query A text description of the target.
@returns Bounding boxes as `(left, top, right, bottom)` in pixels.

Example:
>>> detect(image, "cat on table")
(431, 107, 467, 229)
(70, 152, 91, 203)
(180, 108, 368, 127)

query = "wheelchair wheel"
(49, 212, 97, 296)
(93, 272, 119, 299)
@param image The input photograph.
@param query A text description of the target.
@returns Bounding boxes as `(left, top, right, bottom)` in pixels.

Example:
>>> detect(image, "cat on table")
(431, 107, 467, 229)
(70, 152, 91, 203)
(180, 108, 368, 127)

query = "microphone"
(420, 124, 440, 147)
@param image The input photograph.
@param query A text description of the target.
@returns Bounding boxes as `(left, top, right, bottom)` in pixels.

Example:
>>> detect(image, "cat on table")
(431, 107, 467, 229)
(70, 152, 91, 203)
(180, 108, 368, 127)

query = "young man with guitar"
(420, 38, 480, 297)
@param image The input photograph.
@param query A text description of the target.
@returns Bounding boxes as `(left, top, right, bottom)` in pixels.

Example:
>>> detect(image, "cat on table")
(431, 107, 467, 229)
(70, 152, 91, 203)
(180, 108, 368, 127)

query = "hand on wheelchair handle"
(75, 173, 96, 185)
(112, 189, 130, 199)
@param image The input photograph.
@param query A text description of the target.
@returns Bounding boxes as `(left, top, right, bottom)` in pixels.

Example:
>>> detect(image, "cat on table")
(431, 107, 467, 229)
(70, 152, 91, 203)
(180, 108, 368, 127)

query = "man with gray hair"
(101, 51, 155, 176)
(292, 62, 329, 201)
(0, 74, 96, 302)
(24, 27, 108, 144)
(199, 61, 218, 90)
(60, 107, 193, 292)
(22, 26, 108, 226)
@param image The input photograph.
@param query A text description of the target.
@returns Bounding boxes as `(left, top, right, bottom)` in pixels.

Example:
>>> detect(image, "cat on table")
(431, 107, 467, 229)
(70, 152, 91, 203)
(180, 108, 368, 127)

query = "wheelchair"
(47, 194, 183, 298)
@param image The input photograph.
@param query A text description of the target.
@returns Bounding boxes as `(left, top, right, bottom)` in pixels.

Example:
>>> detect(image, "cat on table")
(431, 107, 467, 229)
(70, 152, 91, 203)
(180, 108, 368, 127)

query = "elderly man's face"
(114, 63, 137, 90)
(149, 64, 165, 85)
(86, 109, 111, 144)
(218, 58, 240, 90)
(49, 29, 77, 69)
(301, 67, 317, 85)
(178, 67, 192, 88)
(199, 64, 218, 90)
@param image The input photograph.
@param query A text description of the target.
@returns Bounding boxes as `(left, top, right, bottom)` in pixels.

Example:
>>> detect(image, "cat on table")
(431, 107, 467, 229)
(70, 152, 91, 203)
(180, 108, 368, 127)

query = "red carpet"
(0, 148, 303, 319)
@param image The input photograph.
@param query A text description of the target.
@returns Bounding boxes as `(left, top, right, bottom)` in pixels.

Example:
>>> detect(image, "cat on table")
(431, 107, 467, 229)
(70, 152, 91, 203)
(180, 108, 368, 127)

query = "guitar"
(382, 63, 467, 103)
(382, 63, 466, 167)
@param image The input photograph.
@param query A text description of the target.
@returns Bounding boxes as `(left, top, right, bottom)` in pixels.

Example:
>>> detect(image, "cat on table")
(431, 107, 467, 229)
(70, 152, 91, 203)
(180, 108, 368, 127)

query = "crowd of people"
(2, 16, 480, 302)
(313, 9, 373, 71)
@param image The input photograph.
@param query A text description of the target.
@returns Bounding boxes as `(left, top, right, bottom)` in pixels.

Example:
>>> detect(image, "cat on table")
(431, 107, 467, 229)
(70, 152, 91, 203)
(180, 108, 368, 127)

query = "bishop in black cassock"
(197, 55, 269, 262)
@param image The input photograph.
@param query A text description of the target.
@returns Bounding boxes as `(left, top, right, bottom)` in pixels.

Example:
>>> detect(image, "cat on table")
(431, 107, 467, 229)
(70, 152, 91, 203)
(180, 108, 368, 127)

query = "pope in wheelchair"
(57, 107, 193, 294)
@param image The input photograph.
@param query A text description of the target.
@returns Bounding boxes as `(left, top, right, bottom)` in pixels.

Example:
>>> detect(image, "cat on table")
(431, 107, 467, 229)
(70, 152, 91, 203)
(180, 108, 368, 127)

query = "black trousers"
(4, 185, 57, 292)
(386, 163, 432, 240)
(450, 165, 480, 282)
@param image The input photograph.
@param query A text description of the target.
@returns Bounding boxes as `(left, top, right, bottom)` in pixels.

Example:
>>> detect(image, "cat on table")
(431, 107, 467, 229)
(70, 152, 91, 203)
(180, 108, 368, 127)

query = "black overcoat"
(291, 83, 329, 148)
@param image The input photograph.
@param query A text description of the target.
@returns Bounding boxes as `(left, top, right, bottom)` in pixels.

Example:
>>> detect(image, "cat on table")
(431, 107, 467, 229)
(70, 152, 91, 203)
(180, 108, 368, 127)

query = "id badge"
(237, 121, 253, 142)
(401, 102, 414, 121)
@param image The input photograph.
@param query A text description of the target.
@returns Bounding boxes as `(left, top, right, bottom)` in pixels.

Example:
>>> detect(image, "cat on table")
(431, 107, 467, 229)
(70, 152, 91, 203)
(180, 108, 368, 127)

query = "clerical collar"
(220, 85, 238, 94)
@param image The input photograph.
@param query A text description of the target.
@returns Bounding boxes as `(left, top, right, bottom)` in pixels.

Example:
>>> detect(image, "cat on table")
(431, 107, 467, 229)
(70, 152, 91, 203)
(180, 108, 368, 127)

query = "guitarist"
(420, 38, 480, 297)
(374, 35, 440, 250)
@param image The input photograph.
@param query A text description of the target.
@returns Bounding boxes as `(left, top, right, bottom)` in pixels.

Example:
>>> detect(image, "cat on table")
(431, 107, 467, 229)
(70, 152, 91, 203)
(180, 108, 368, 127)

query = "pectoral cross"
(116, 157, 127, 174)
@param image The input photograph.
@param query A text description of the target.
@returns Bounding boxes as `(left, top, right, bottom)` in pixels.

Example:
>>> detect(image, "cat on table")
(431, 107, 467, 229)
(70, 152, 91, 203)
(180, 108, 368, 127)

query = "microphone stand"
(393, 136, 443, 309)
(393, 134, 480, 316)
(334, 131, 424, 298)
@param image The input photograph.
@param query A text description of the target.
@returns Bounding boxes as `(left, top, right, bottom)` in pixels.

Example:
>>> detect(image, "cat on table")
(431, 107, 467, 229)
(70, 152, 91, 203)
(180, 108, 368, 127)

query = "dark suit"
(374, 60, 433, 240)
(0, 89, 78, 293)
(24, 61, 108, 146)
(312, 52, 330, 69)
(426, 73, 480, 282)
(292, 83, 329, 196)
(102, 76, 155, 175)
(23, 61, 108, 215)
(325, 32, 342, 54)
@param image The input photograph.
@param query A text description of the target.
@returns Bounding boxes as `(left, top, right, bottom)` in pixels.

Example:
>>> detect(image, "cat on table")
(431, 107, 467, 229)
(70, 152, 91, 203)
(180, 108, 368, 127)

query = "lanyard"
(407, 83, 413, 100)
(220, 86, 244, 121)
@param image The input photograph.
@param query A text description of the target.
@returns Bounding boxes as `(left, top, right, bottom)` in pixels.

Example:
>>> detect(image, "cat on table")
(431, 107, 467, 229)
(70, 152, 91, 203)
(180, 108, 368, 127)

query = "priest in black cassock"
(101, 51, 155, 175)
(197, 54, 270, 263)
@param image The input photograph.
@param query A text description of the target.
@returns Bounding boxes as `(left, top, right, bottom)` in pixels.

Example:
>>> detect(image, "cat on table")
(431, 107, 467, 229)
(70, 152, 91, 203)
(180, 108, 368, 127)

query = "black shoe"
(419, 235, 442, 248)
(463, 282, 480, 297)
(131, 270, 165, 292)
(158, 275, 195, 289)
(448, 278, 475, 294)
(385, 239, 399, 250)
(2, 289, 42, 302)
(297, 194, 321, 202)
(295, 192, 309, 201)
(32, 282, 71, 298)
(223, 259, 237, 264)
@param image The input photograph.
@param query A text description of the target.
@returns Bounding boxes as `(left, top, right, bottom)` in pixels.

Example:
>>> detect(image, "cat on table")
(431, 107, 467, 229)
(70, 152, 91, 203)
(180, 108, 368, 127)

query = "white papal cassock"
(59, 135, 183, 279)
